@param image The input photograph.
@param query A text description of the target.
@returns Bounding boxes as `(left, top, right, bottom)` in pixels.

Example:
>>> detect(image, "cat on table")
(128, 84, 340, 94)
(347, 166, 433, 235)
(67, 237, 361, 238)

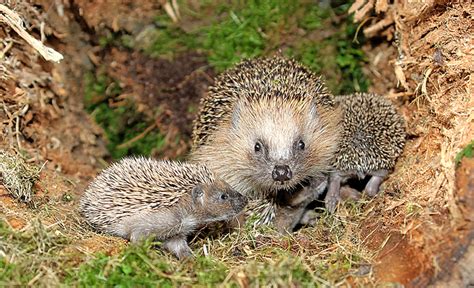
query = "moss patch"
(141, 1, 368, 92)
(84, 72, 165, 159)
(455, 140, 474, 165)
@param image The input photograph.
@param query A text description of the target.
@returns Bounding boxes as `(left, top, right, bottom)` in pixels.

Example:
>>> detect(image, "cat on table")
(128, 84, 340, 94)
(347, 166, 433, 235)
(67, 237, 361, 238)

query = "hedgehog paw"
(364, 174, 386, 197)
(325, 194, 340, 213)
(300, 210, 318, 226)
(163, 237, 193, 260)
(340, 186, 362, 201)
(129, 229, 151, 243)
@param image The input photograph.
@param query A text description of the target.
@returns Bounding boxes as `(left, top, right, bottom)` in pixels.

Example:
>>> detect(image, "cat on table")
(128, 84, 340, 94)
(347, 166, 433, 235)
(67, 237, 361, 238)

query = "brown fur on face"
(191, 95, 341, 199)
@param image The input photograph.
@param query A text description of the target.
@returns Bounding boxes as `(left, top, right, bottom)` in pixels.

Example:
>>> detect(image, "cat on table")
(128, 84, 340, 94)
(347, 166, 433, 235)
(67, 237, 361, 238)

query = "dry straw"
(0, 150, 40, 203)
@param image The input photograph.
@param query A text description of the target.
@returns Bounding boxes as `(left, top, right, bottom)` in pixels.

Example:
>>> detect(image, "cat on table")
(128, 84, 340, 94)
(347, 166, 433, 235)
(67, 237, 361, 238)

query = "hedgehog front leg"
(325, 172, 342, 213)
(364, 170, 389, 197)
(274, 176, 327, 232)
(163, 236, 193, 259)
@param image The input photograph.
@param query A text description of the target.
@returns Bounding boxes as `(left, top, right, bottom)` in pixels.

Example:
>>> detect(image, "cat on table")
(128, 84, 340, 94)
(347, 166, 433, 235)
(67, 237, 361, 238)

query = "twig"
(116, 123, 157, 150)
(0, 40, 13, 59)
(163, 1, 179, 23)
(15, 115, 21, 150)
(0, 4, 63, 63)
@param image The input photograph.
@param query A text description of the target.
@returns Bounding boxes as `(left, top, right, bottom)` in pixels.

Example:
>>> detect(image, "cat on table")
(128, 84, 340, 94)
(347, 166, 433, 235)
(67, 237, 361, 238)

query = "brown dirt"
(72, 0, 162, 34)
(103, 48, 215, 158)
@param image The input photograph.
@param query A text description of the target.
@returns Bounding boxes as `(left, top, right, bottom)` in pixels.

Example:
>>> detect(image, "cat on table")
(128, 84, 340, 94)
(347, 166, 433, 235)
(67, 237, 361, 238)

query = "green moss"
(286, 11, 369, 94)
(145, 15, 200, 58)
(455, 140, 474, 164)
(84, 73, 166, 159)
(334, 20, 370, 93)
(65, 242, 175, 287)
(298, 4, 330, 30)
(194, 256, 228, 284)
(145, 1, 368, 92)
(0, 259, 30, 286)
(64, 239, 319, 287)
(247, 257, 315, 287)
(202, 1, 298, 71)
(64, 240, 229, 287)
(0, 219, 71, 286)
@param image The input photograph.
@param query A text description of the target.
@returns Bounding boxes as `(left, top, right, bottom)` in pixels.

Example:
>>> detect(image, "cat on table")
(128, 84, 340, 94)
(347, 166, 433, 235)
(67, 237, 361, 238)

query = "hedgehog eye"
(220, 193, 228, 200)
(254, 142, 262, 153)
(298, 140, 305, 150)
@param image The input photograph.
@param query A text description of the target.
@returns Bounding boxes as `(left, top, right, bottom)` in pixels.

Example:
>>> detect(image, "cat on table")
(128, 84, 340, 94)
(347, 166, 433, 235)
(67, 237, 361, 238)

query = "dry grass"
(0, 196, 378, 286)
(0, 150, 41, 202)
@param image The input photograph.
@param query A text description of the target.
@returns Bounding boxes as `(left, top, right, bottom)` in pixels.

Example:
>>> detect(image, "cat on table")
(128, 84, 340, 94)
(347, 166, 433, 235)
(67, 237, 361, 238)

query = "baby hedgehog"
(324, 92, 406, 212)
(190, 56, 341, 232)
(80, 157, 248, 259)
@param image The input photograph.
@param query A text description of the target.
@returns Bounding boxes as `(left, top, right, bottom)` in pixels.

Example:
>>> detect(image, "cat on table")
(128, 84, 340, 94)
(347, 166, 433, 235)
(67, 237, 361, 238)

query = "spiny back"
(333, 93, 406, 172)
(192, 55, 336, 148)
(80, 157, 216, 229)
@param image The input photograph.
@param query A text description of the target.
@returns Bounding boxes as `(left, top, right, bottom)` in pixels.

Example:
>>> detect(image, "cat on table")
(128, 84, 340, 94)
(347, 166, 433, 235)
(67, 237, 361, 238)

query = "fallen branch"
(0, 4, 63, 63)
(116, 123, 157, 150)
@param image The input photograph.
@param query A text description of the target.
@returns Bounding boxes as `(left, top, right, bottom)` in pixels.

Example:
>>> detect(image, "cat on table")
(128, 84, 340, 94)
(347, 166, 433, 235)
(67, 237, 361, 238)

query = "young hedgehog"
(190, 55, 341, 232)
(80, 157, 248, 259)
(324, 92, 406, 212)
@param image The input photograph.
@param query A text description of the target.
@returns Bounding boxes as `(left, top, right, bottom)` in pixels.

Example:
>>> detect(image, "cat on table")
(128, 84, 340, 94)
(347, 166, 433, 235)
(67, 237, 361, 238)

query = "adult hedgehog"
(190, 56, 341, 229)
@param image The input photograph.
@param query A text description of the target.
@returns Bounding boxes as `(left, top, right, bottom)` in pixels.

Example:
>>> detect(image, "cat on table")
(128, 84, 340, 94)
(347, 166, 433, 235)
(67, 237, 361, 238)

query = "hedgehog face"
(229, 97, 327, 193)
(192, 181, 248, 222)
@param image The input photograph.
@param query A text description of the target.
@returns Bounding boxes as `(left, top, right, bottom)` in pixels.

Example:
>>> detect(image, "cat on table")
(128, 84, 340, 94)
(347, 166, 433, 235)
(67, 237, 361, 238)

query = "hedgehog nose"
(272, 165, 292, 182)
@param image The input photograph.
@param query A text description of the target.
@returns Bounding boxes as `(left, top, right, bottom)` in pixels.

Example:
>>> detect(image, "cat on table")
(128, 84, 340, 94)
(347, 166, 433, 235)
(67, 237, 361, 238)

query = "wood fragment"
(0, 4, 63, 63)
(375, 0, 389, 13)
(421, 67, 433, 96)
(163, 1, 179, 23)
(354, 0, 375, 22)
(394, 64, 409, 90)
(349, 0, 367, 15)
(364, 16, 394, 37)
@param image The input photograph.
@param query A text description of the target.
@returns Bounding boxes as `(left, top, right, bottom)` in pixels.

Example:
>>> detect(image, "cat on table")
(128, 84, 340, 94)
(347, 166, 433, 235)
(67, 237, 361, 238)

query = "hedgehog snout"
(272, 165, 292, 182)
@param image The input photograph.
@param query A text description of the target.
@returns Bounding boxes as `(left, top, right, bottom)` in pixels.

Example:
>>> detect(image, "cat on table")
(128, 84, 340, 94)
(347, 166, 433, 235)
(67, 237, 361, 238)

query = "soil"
(1, 0, 473, 286)
(103, 48, 215, 158)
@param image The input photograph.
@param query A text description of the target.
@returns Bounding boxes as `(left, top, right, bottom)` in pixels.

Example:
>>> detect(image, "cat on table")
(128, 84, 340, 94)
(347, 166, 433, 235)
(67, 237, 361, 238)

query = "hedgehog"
(189, 55, 341, 231)
(79, 157, 248, 259)
(324, 92, 406, 212)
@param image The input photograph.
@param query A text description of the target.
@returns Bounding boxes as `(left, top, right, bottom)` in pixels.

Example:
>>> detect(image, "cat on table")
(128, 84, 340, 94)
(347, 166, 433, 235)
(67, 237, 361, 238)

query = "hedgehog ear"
(192, 185, 205, 205)
(230, 102, 242, 130)
(308, 99, 319, 121)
